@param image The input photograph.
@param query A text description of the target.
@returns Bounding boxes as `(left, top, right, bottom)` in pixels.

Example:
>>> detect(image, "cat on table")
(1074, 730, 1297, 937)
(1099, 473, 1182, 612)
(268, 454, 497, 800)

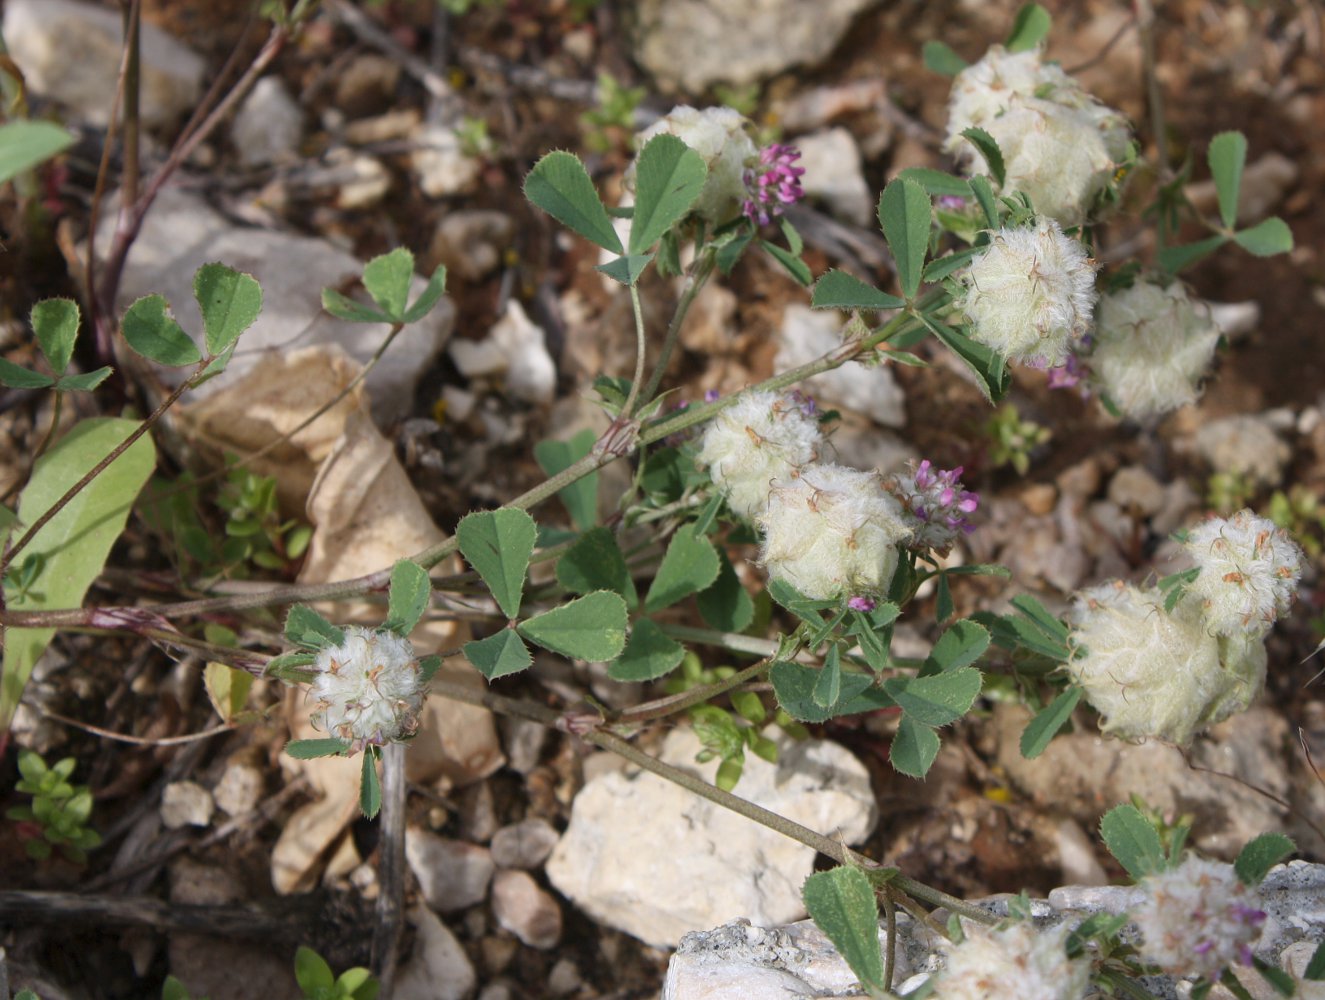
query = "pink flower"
(742, 143, 807, 226)
(889, 460, 979, 554)
(847, 595, 877, 612)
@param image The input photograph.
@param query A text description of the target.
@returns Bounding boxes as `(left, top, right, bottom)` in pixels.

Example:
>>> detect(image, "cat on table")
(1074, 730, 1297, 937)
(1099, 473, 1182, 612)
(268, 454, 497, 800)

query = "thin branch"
(373, 743, 409, 995)
(38, 708, 233, 747)
(637, 250, 716, 409)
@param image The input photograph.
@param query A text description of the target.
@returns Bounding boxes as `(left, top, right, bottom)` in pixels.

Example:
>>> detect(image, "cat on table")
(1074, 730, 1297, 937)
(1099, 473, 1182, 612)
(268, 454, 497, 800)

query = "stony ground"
(1, 0, 1323, 998)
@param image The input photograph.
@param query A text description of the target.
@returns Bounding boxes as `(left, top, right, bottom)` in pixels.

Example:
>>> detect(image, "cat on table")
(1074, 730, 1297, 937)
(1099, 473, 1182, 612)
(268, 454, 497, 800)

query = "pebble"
(547, 957, 582, 997)
(431, 210, 515, 283)
(413, 124, 481, 198)
(160, 781, 215, 829)
(794, 128, 873, 225)
(1018, 482, 1058, 516)
(1107, 465, 1166, 518)
(449, 300, 557, 405)
(1056, 457, 1103, 499)
(394, 906, 477, 1000)
(491, 869, 563, 950)
(334, 54, 401, 118)
(231, 76, 302, 167)
(499, 715, 547, 775)
(776, 305, 906, 428)
(490, 818, 559, 871)
(212, 763, 263, 817)
(405, 828, 495, 913)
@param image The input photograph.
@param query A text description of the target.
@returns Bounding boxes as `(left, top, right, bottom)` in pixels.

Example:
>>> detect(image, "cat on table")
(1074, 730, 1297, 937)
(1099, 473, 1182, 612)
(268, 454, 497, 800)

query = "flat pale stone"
(160, 781, 214, 829)
(394, 905, 477, 1000)
(546, 729, 876, 948)
(405, 828, 494, 913)
(795, 128, 873, 226)
(491, 869, 562, 949)
(776, 305, 906, 429)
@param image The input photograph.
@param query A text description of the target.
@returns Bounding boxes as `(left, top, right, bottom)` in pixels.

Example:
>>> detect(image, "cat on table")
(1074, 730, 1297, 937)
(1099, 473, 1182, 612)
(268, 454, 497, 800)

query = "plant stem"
(613, 656, 776, 726)
(619, 284, 649, 419)
(637, 249, 716, 409)
(119, 0, 142, 211)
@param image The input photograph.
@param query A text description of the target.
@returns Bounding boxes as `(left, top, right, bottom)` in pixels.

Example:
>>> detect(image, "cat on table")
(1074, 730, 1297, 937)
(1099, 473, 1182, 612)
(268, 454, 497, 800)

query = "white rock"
(634, 0, 875, 94)
(405, 827, 495, 913)
(794, 128, 873, 226)
(491, 869, 562, 949)
(232, 77, 303, 167)
(491, 818, 559, 871)
(4, 0, 203, 128)
(450, 300, 556, 405)
(95, 185, 453, 426)
(433, 211, 515, 283)
(394, 905, 477, 1000)
(776, 305, 906, 428)
(1195, 414, 1292, 487)
(413, 125, 481, 198)
(212, 763, 263, 817)
(160, 781, 215, 829)
(546, 728, 877, 948)
(335, 153, 391, 210)
(1207, 300, 1261, 343)
(1107, 465, 1165, 517)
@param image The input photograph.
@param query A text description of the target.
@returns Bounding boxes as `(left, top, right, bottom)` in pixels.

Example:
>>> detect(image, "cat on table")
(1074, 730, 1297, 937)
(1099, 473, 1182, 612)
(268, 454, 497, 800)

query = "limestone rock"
(546, 728, 877, 948)
(232, 76, 303, 167)
(490, 818, 559, 871)
(405, 828, 495, 913)
(160, 781, 214, 829)
(491, 869, 563, 950)
(395, 905, 477, 1000)
(449, 300, 556, 405)
(776, 305, 906, 428)
(795, 128, 873, 226)
(414, 125, 481, 198)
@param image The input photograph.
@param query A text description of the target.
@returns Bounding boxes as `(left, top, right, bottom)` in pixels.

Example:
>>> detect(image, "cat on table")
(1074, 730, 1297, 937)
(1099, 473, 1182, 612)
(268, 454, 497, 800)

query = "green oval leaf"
(761, 239, 812, 286)
(524, 150, 623, 254)
(517, 590, 628, 661)
(194, 262, 263, 357)
(322, 287, 390, 324)
(286, 738, 352, 759)
(922, 40, 968, 76)
(1099, 803, 1166, 880)
(920, 313, 1009, 403)
(464, 629, 533, 680)
(2, 419, 156, 732)
(1156, 234, 1230, 274)
(813, 645, 843, 708)
(801, 867, 885, 992)
(534, 429, 599, 531)
(697, 550, 754, 632)
(556, 526, 636, 605)
(403, 264, 449, 324)
(456, 508, 538, 620)
(890, 715, 941, 778)
(645, 524, 721, 613)
(55, 367, 113, 392)
(362, 247, 415, 321)
(0, 120, 75, 184)
(608, 618, 685, 681)
(284, 604, 346, 651)
(959, 127, 1006, 189)
(770, 659, 884, 724)
(0, 358, 55, 389)
(877, 178, 931, 300)
(31, 298, 80, 376)
(883, 667, 982, 727)
(1233, 217, 1293, 258)
(360, 750, 381, 819)
(1234, 832, 1295, 887)
(383, 559, 431, 636)
(595, 253, 655, 287)
(121, 294, 202, 367)
(811, 269, 906, 311)
(629, 133, 707, 255)
(1019, 686, 1081, 759)
(1208, 131, 1247, 230)
(923, 619, 990, 675)
(1005, 3, 1052, 52)
(898, 168, 973, 199)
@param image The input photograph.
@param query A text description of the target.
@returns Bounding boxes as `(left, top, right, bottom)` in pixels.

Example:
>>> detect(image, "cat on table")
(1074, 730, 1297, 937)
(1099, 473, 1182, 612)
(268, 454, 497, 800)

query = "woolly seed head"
(960, 219, 1097, 368)
(309, 626, 424, 751)
(1134, 855, 1266, 981)
(631, 105, 758, 226)
(886, 459, 979, 556)
(1065, 583, 1259, 746)
(937, 921, 1091, 1000)
(944, 46, 1077, 144)
(1091, 279, 1221, 420)
(1184, 510, 1304, 637)
(697, 390, 822, 518)
(757, 462, 912, 601)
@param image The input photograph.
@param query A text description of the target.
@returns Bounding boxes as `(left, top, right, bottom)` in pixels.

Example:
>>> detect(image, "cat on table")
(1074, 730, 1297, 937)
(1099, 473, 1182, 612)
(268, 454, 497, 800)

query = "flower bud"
(309, 626, 425, 750)
(887, 459, 979, 555)
(697, 390, 822, 518)
(1065, 583, 1258, 746)
(1134, 855, 1266, 980)
(937, 920, 1091, 1000)
(630, 105, 758, 226)
(1090, 278, 1220, 420)
(1184, 510, 1304, 637)
(757, 463, 912, 600)
(960, 219, 1097, 368)
(742, 143, 806, 226)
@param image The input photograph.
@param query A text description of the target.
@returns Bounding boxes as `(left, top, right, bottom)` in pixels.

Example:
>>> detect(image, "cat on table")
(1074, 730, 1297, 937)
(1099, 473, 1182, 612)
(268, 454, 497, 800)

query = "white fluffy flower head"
(937, 920, 1090, 1000)
(631, 105, 757, 226)
(960, 219, 1097, 367)
(945, 46, 1130, 225)
(1091, 279, 1221, 420)
(309, 625, 424, 750)
(697, 390, 822, 518)
(1134, 855, 1266, 980)
(757, 463, 912, 601)
(1065, 583, 1262, 746)
(1184, 510, 1304, 637)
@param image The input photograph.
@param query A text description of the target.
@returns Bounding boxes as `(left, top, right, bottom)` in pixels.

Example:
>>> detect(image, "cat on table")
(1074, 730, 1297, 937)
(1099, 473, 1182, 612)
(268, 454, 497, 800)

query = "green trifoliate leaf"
(920, 313, 1009, 403)
(898, 168, 973, 199)
(456, 508, 538, 620)
(556, 526, 636, 605)
(121, 294, 202, 366)
(402, 263, 448, 324)
(960, 127, 1006, 188)
(890, 715, 941, 778)
(1233, 217, 1293, 257)
(194, 263, 262, 356)
(360, 750, 381, 819)
(1019, 686, 1081, 759)
(608, 618, 685, 682)
(811, 269, 906, 311)
(0, 120, 74, 184)
(1234, 832, 1295, 886)
(1157, 234, 1229, 274)
(534, 429, 599, 531)
(286, 738, 352, 759)
(883, 667, 982, 727)
(464, 629, 533, 681)
(877, 178, 931, 300)
(0, 358, 54, 389)
(524, 150, 623, 254)
(769, 660, 887, 724)
(628, 133, 707, 255)
(362, 247, 415, 321)
(517, 590, 628, 661)
(1005, 3, 1052, 52)
(761, 239, 812, 286)
(54, 368, 113, 392)
(922, 40, 968, 76)
(1099, 803, 1167, 880)
(1208, 131, 1247, 230)
(383, 559, 431, 636)
(696, 550, 754, 632)
(284, 605, 345, 651)
(595, 253, 655, 287)
(922, 619, 990, 675)
(801, 867, 886, 992)
(322, 287, 391, 324)
(645, 525, 721, 613)
(30, 298, 80, 376)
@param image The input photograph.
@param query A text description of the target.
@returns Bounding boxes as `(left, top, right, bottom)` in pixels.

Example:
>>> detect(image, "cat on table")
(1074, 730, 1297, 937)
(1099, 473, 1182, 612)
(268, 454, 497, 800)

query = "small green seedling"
(6, 749, 102, 863)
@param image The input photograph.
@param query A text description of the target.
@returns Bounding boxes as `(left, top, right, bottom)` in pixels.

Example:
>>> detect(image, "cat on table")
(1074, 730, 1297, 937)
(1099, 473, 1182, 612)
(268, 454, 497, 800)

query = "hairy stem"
(637, 249, 717, 409)
(620, 284, 649, 419)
